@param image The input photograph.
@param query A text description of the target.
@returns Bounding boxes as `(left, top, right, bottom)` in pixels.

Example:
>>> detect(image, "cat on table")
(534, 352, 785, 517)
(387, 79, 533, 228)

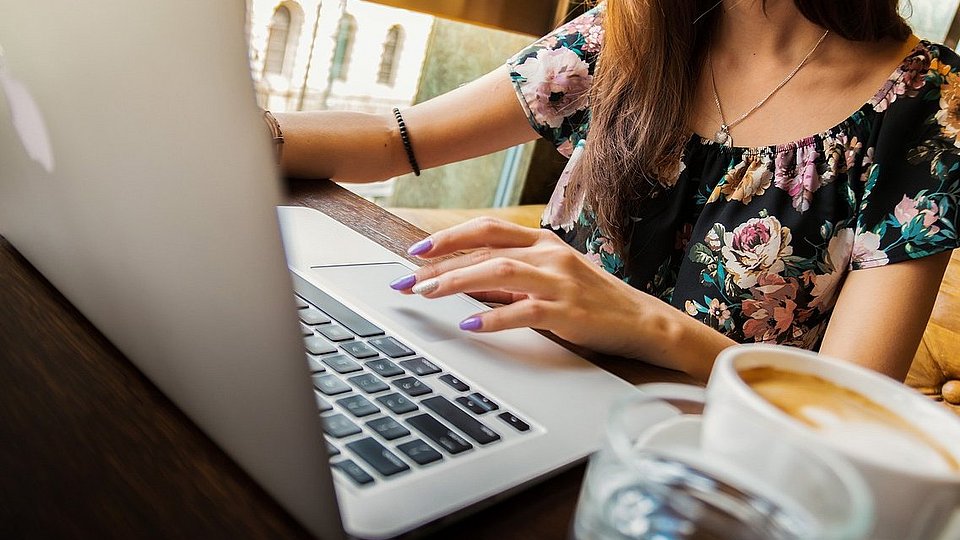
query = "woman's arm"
(391, 217, 735, 382)
(819, 251, 952, 381)
(275, 65, 539, 182)
(390, 217, 953, 383)
(664, 252, 953, 382)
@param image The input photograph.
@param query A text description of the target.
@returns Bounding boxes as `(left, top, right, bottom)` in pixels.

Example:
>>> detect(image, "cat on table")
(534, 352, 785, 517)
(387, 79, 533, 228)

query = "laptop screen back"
(0, 1, 341, 537)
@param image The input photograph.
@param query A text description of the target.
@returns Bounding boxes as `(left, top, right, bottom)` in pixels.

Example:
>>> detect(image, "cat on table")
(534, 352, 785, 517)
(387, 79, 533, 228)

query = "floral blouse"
(506, 5, 960, 349)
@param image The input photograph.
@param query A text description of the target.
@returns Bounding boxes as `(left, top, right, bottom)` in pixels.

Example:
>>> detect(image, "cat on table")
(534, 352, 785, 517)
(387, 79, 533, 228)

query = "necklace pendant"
(714, 124, 731, 147)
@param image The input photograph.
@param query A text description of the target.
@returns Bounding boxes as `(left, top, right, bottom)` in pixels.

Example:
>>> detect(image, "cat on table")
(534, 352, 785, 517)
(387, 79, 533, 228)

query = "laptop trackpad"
(306, 262, 483, 343)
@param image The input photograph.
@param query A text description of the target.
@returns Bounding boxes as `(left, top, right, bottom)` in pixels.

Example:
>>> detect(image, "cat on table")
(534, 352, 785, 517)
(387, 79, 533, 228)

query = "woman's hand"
(388, 217, 684, 363)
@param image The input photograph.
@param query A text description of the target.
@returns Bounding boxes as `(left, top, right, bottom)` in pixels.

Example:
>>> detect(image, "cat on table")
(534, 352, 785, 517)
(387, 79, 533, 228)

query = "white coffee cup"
(703, 344, 960, 540)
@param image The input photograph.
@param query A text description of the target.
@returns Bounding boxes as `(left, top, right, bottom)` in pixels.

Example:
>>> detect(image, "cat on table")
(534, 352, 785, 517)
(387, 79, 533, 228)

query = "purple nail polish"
(407, 238, 433, 256)
(459, 316, 483, 331)
(389, 274, 417, 290)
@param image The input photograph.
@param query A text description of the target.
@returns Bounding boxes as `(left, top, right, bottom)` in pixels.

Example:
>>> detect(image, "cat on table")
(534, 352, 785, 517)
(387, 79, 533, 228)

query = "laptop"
(0, 1, 639, 538)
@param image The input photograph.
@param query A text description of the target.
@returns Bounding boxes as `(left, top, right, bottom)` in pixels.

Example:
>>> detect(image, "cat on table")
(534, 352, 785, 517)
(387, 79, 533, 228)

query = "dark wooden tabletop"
(0, 179, 695, 539)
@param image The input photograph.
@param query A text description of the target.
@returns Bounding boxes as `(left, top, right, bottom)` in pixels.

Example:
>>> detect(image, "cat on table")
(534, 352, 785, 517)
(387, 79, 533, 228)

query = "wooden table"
(0, 179, 695, 539)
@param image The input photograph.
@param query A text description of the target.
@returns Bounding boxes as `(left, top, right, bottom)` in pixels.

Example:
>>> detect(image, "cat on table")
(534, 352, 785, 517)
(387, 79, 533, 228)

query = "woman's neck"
(713, 0, 828, 63)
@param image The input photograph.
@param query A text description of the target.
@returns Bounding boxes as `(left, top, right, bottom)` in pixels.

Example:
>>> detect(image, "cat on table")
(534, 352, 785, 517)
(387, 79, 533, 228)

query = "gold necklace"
(709, 30, 830, 147)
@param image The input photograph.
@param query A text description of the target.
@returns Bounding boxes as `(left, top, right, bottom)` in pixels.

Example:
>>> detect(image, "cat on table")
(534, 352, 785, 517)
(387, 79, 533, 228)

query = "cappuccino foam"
(739, 366, 959, 476)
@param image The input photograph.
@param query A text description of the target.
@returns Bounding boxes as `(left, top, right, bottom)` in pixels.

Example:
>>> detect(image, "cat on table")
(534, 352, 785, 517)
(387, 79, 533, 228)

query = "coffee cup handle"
(635, 383, 707, 415)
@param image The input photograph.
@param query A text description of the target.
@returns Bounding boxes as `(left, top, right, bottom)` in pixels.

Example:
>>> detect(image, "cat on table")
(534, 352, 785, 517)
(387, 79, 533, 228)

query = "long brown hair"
(578, 0, 912, 251)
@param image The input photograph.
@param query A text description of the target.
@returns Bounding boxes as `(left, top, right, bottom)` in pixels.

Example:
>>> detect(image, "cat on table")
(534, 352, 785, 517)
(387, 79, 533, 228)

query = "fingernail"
(389, 274, 417, 290)
(411, 278, 439, 295)
(407, 238, 433, 256)
(459, 316, 483, 331)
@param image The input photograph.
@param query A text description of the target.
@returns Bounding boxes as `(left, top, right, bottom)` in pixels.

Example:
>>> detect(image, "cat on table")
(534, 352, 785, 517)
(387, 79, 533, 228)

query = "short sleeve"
(852, 44, 960, 270)
(506, 6, 604, 156)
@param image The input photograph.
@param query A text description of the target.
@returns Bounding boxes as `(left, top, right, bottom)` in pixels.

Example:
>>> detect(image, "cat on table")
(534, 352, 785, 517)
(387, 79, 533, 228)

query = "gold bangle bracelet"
(262, 109, 284, 162)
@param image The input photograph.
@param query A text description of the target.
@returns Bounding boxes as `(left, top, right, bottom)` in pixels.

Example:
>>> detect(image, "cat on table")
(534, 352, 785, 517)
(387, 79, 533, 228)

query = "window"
(904, 0, 960, 43)
(263, 5, 292, 75)
(330, 14, 356, 82)
(246, 0, 546, 206)
(377, 25, 404, 85)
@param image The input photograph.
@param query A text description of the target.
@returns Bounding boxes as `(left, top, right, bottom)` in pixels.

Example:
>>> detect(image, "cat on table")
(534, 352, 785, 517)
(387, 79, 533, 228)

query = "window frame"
(360, 0, 572, 37)
(330, 13, 357, 82)
(377, 25, 405, 86)
(262, 5, 292, 76)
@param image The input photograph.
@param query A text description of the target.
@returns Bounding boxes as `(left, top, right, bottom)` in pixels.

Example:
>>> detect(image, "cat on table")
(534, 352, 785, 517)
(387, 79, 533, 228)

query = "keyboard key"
(322, 354, 362, 374)
(319, 325, 354, 342)
(398, 358, 441, 376)
(498, 412, 531, 432)
(347, 438, 410, 477)
(313, 374, 351, 396)
(299, 308, 331, 326)
(295, 296, 310, 309)
(394, 377, 432, 397)
(341, 341, 379, 359)
(298, 283, 384, 337)
(406, 414, 473, 455)
(300, 323, 314, 336)
(422, 396, 501, 445)
(314, 392, 333, 413)
(306, 354, 326, 373)
(366, 417, 410, 441)
(348, 373, 389, 394)
(326, 441, 340, 457)
(456, 396, 489, 415)
(304, 335, 337, 355)
(322, 413, 362, 438)
(367, 337, 415, 358)
(469, 393, 499, 413)
(376, 392, 418, 415)
(365, 358, 404, 378)
(439, 374, 469, 392)
(397, 439, 443, 466)
(337, 395, 380, 417)
(332, 459, 374, 486)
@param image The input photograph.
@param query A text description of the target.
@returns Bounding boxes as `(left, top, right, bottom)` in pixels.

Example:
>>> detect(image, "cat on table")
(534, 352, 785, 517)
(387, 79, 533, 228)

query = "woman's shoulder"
(926, 41, 960, 69)
(905, 40, 960, 98)
(872, 40, 960, 114)
(506, 5, 605, 154)
(850, 40, 960, 270)
(508, 5, 605, 68)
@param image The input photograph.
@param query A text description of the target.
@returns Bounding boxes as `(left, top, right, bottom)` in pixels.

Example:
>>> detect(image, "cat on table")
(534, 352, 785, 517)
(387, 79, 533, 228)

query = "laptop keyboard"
(293, 277, 532, 487)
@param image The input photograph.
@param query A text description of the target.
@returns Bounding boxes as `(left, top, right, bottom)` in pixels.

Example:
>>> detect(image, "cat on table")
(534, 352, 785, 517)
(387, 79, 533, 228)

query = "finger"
(390, 246, 548, 292)
(411, 258, 558, 299)
(468, 291, 526, 305)
(414, 246, 546, 284)
(406, 217, 548, 258)
(458, 299, 556, 333)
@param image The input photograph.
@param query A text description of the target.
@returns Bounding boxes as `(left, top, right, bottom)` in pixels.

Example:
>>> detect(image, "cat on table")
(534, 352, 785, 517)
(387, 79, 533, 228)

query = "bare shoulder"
(827, 35, 921, 95)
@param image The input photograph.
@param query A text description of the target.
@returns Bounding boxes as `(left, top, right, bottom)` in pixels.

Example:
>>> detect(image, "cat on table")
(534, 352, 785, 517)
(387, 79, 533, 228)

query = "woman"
(273, 0, 959, 382)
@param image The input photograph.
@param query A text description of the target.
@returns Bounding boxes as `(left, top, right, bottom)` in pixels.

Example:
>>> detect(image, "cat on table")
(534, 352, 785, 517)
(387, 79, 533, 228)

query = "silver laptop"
(0, 1, 637, 538)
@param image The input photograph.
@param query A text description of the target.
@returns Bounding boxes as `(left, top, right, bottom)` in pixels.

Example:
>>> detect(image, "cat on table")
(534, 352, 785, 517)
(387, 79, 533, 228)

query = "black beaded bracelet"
(393, 107, 421, 176)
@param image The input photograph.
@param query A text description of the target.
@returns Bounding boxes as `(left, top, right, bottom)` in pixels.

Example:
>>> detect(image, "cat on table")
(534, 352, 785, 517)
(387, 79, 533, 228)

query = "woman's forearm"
(275, 110, 410, 182)
(273, 66, 538, 183)
(653, 309, 737, 382)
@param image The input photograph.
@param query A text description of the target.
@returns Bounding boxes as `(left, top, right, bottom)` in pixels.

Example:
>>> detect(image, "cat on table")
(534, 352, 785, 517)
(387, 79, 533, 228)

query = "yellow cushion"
(386, 205, 546, 234)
